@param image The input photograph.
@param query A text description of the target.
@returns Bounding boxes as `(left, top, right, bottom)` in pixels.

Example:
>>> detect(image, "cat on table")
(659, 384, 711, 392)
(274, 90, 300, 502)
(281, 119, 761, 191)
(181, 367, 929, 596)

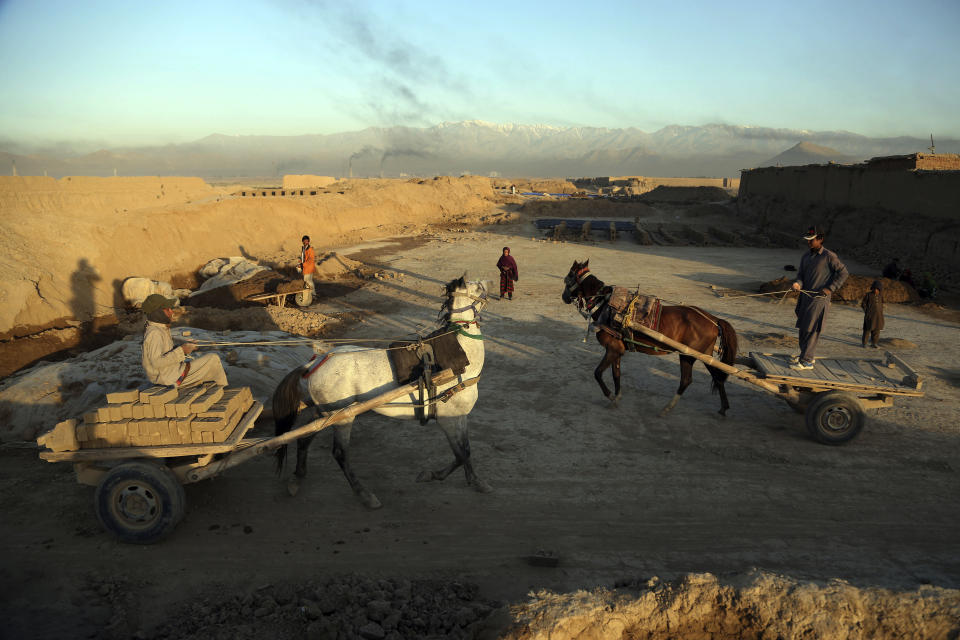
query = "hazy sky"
(1, 0, 958, 147)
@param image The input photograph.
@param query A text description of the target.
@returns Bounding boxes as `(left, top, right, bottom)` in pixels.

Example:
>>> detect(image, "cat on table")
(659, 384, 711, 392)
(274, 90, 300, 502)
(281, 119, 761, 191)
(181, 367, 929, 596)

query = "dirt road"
(2, 223, 958, 638)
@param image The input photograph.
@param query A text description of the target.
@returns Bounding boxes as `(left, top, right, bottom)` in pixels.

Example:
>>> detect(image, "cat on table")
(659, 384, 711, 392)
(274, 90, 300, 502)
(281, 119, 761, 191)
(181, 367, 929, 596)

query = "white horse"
(272, 275, 492, 508)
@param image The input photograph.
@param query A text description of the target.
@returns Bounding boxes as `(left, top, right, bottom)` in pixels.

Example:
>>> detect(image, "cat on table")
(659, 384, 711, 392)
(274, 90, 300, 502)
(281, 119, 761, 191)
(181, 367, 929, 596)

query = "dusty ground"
(2, 212, 959, 638)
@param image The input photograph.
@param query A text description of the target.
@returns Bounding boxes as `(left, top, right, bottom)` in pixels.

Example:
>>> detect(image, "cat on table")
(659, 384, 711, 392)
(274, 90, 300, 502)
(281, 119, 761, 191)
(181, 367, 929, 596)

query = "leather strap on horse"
(416, 350, 436, 425)
(438, 375, 481, 403)
(600, 324, 671, 353)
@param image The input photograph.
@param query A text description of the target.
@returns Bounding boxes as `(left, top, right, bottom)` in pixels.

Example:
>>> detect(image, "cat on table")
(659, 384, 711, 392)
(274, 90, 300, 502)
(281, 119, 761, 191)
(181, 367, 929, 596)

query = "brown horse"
(561, 259, 738, 416)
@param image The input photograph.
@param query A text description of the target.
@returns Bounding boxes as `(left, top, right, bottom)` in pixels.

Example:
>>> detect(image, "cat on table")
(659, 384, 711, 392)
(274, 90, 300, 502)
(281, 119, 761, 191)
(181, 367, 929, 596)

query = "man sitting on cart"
(141, 294, 228, 388)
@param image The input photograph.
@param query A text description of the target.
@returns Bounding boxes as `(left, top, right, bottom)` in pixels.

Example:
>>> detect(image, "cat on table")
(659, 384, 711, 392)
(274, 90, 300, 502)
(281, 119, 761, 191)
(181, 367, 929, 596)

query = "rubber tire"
(94, 461, 186, 544)
(805, 391, 865, 445)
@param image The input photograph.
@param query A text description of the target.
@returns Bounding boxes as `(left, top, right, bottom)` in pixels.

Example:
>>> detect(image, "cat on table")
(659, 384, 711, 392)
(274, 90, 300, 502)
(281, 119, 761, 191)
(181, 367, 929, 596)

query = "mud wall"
(737, 165, 960, 289)
(738, 165, 960, 219)
(610, 175, 740, 189)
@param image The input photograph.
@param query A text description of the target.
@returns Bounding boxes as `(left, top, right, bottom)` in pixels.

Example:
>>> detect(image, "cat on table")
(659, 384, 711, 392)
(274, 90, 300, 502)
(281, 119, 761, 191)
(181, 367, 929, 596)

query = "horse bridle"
(439, 282, 488, 324)
(564, 265, 592, 296)
(564, 266, 608, 314)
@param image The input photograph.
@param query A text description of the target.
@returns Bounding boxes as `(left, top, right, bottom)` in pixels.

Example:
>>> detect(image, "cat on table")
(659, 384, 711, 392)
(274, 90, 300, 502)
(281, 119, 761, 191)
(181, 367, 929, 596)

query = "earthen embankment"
(0, 175, 499, 365)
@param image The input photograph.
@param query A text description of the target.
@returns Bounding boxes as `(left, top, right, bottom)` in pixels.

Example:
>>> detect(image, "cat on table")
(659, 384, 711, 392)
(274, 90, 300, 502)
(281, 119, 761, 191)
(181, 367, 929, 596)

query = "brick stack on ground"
(37, 384, 254, 452)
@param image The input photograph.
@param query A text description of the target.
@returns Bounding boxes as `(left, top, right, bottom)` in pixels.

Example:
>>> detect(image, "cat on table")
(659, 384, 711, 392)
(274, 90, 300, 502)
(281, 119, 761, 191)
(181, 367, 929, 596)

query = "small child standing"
(860, 280, 884, 348)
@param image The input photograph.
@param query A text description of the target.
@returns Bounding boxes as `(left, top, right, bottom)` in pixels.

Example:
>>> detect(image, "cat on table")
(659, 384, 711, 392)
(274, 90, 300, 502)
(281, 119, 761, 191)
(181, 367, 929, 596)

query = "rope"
(719, 289, 825, 299)
(180, 327, 464, 350)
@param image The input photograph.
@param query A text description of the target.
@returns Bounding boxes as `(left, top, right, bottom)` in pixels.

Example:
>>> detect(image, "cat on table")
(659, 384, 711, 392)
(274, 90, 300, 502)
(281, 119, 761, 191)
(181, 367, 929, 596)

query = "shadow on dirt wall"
(0, 257, 292, 380)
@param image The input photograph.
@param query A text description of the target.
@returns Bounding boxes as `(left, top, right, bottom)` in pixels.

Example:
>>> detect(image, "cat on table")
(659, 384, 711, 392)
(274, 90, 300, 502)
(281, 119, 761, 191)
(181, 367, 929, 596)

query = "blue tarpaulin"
(534, 218, 635, 232)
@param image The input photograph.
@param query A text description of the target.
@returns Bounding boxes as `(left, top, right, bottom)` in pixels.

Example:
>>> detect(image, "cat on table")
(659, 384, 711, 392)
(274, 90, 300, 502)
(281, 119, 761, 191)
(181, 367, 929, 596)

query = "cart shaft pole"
(629, 325, 782, 394)
(185, 368, 457, 483)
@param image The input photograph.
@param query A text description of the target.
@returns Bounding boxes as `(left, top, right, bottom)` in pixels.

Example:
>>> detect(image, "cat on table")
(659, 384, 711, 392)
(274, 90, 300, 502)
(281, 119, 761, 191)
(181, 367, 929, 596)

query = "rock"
(366, 599, 393, 622)
(121, 277, 175, 308)
(358, 621, 386, 640)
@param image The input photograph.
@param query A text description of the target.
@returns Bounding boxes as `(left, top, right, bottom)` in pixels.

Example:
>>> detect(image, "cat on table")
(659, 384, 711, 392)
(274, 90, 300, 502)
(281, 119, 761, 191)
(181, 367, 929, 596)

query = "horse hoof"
(360, 491, 382, 509)
(471, 478, 494, 493)
(658, 408, 672, 418)
(718, 409, 727, 417)
(416, 470, 435, 483)
(286, 478, 300, 497)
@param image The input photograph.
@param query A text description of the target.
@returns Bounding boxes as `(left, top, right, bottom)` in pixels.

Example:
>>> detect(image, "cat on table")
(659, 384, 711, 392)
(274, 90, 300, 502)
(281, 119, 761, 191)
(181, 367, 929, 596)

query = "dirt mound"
(175, 305, 331, 336)
(0, 175, 499, 340)
(760, 275, 920, 303)
(314, 251, 365, 278)
(638, 185, 733, 203)
(500, 572, 960, 640)
(493, 178, 578, 193)
(141, 575, 498, 640)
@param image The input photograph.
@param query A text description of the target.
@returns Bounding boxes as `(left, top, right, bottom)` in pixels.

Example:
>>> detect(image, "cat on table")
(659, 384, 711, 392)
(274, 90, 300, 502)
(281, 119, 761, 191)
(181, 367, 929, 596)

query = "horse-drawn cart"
(37, 369, 459, 544)
(628, 324, 924, 444)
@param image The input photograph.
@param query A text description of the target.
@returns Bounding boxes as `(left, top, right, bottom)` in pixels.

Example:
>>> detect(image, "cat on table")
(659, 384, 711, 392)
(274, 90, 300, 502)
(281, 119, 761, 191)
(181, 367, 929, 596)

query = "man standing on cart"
(790, 225, 848, 370)
(141, 294, 228, 387)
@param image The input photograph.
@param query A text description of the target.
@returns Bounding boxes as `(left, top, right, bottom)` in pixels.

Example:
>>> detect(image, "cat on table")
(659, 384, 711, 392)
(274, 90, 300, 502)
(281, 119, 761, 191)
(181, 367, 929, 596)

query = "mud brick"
(127, 421, 141, 438)
(220, 389, 244, 413)
(199, 400, 233, 420)
(129, 433, 149, 447)
(95, 406, 112, 422)
(175, 418, 192, 444)
(119, 403, 133, 419)
(165, 403, 179, 418)
(189, 385, 224, 414)
(149, 387, 178, 408)
(83, 412, 100, 425)
(237, 386, 254, 412)
(140, 403, 155, 419)
(139, 385, 167, 404)
(171, 385, 206, 418)
(138, 419, 161, 437)
(153, 419, 170, 442)
(107, 421, 129, 446)
(107, 404, 125, 421)
(191, 416, 224, 431)
(131, 403, 145, 419)
(75, 425, 90, 442)
(191, 431, 204, 444)
(106, 389, 140, 404)
(201, 431, 214, 444)
(36, 419, 79, 452)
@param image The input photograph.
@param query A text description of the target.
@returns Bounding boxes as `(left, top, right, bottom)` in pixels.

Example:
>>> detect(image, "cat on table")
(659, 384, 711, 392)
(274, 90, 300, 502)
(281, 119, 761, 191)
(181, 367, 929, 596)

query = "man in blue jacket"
(789, 226, 849, 370)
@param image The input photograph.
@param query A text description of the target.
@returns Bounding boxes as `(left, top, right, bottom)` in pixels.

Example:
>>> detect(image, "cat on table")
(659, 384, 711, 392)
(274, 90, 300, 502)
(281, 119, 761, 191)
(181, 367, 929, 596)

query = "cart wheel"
(94, 461, 185, 544)
(805, 391, 865, 445)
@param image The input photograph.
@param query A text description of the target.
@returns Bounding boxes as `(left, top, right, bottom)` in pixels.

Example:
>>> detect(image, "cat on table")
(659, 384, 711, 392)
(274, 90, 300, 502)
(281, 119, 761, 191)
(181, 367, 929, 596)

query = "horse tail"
(273, 365, 306, 474)
(712, 318, 739, 390)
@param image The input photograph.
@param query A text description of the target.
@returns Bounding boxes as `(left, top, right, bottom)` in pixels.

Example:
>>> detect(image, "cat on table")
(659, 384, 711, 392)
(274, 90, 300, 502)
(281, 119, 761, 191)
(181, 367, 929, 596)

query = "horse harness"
(569, 266, 711, 354)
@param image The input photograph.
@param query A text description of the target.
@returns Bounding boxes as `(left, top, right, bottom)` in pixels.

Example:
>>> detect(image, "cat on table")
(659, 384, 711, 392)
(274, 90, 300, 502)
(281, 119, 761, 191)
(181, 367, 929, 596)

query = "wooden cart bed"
(749, 352, 923, 397)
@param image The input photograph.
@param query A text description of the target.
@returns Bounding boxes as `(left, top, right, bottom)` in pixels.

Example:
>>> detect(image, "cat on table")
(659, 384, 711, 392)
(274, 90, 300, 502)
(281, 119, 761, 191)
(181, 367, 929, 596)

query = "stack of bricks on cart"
(36, 384, 254, 452)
